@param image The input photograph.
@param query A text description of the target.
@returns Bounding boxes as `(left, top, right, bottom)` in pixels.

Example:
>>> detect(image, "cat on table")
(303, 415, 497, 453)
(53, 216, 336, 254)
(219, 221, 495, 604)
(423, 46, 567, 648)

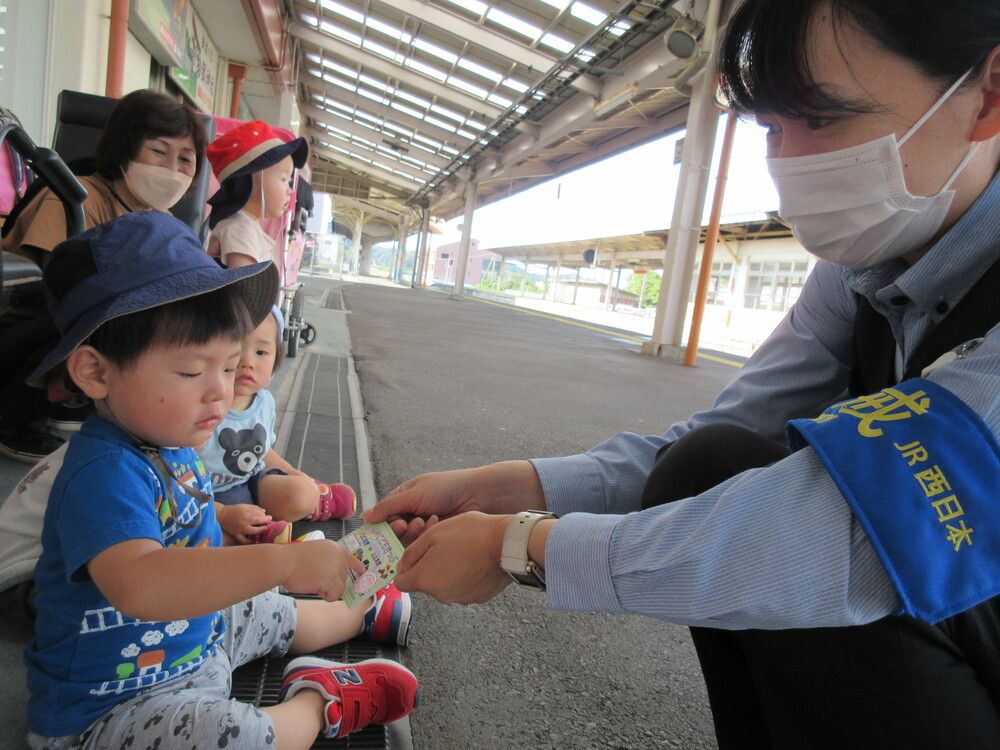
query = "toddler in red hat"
(206, 120, 309, 268)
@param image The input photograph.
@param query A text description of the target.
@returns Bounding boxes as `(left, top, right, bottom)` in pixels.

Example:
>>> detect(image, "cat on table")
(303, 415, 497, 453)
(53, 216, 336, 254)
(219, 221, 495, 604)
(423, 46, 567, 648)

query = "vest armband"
(787, 378, 1000, 623)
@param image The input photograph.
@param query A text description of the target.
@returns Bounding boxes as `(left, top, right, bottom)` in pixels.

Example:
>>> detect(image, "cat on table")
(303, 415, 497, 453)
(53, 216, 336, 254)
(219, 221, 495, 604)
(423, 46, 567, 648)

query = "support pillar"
(350, 211, 366, 275)
(412, 210, 430, 288)
(643, 3, 724, 361)
(604, 253, 617, 310)
(228, 63, 248, 118)
(105, 0, 129, 98)
(452, 180, 478, 299)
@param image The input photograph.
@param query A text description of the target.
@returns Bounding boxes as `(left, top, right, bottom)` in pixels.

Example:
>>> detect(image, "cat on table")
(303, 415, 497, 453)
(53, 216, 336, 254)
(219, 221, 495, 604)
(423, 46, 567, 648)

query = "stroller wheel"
(299, 322, 317, 347)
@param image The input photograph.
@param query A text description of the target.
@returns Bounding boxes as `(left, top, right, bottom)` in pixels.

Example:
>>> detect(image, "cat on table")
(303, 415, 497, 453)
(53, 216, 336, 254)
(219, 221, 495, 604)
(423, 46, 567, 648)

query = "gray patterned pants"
(28, 591, 297, 750)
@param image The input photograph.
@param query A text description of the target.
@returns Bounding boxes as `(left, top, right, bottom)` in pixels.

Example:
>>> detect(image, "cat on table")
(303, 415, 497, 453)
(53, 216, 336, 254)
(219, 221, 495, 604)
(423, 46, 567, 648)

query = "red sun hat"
(206, 120, 308, 184)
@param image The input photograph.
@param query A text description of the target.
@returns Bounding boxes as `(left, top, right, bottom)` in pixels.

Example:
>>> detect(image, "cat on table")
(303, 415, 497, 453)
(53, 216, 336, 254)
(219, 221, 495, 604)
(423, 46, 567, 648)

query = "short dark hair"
(85, 284, 254, 371)
(718, 0, 1000, 119)
(94, 89, 207, 181)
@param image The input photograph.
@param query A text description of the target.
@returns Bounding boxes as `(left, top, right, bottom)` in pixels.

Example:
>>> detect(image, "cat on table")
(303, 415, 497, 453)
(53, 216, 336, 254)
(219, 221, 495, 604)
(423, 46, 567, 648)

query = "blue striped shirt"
(533, 173, 1000, 630)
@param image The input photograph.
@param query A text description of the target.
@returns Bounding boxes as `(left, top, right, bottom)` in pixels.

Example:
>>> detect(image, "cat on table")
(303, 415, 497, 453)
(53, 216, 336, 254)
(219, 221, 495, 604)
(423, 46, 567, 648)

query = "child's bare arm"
(87, 537, 365, 621)
(224, 252, 258, 269)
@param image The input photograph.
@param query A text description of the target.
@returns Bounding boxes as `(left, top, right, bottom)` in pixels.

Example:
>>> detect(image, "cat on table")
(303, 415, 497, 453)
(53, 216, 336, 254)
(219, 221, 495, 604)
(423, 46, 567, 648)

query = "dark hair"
(85, 284, 254, 371)
(718, 0, 1000, 119)
(94, 89, 207, 181)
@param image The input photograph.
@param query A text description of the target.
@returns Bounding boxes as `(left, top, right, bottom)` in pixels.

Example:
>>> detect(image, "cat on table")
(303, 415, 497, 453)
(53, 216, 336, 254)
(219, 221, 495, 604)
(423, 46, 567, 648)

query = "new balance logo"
(332, 668, 362, 686)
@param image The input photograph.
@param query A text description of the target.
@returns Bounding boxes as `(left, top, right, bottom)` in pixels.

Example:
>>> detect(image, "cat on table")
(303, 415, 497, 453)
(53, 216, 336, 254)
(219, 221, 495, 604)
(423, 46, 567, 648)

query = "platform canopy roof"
(486, 214, 793, 271)
(193, 0, 733, 242)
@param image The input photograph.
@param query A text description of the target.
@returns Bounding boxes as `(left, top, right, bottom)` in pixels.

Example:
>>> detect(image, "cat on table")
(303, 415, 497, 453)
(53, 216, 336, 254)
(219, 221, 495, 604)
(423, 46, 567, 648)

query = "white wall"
(0, 0, 52, 140)
(44, 0, 113, 142)
(2, 0, 152, 147)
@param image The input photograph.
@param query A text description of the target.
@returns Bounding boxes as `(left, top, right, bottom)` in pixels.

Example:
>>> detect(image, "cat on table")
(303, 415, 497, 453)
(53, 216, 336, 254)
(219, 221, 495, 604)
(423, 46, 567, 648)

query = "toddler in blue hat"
(23, 211, 418, 749)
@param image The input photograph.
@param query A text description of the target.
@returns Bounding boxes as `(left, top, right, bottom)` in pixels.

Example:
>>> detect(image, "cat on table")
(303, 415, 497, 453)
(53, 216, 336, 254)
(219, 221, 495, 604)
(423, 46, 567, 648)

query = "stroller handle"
(0, 106, 87, 237)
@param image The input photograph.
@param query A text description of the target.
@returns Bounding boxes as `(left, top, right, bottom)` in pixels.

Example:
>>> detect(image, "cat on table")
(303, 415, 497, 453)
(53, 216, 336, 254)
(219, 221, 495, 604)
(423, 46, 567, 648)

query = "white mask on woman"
(123, 161, 193, 211)
(766, 69, 979, 267)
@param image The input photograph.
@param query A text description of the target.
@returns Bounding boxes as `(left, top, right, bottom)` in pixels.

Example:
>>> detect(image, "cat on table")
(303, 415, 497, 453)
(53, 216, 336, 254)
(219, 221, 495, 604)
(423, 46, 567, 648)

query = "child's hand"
(217, 504, 273, 544)
(283, 540, 366, 602)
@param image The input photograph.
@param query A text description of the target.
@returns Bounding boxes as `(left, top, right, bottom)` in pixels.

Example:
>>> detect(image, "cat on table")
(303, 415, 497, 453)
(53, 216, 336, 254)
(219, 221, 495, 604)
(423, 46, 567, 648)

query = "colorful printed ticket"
(337, 522, 405, 608)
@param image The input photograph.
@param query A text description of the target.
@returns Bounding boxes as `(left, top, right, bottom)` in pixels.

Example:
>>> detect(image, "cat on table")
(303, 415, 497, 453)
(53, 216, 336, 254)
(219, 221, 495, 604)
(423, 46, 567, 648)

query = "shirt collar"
(842, 169, 1000, 318)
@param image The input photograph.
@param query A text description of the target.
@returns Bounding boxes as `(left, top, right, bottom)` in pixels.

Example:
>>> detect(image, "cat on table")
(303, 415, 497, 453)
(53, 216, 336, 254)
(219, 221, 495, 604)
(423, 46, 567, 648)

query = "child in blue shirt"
(23, 211, 418, 749)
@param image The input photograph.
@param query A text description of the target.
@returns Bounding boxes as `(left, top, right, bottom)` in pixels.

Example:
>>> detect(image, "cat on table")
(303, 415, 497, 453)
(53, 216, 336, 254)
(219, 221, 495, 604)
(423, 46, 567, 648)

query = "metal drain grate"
(323, 289, 342, 310)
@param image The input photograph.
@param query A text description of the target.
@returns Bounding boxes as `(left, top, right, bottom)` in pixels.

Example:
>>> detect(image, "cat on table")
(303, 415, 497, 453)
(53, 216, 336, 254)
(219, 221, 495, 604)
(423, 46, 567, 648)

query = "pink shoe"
(247, 520, 293, 544)
(309, 481, 357, 521)
(361, 583, 413, 647)
(279, 657, 419, 738)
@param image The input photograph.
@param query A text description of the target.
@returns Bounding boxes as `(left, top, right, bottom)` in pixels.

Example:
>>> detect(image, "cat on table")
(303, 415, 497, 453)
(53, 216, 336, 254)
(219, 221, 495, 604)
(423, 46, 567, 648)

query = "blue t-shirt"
(199, 389, 277, 492)
(25, 417, 225, 737)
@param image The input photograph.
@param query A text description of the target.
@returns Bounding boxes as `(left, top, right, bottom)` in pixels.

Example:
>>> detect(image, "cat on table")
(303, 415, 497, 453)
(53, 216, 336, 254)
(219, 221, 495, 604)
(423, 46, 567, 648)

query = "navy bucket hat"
(28, 210, 279, 386)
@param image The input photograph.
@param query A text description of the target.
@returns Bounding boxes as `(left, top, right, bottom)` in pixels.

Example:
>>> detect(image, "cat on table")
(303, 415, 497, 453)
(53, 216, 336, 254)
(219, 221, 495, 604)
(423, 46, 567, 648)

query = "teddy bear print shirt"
(199, 388, 278, 492)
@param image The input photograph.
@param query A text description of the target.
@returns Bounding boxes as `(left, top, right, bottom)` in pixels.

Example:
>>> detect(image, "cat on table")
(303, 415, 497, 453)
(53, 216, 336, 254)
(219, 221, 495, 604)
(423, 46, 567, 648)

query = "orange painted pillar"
(105, 0, 129, 98)
(684, 110, 738, 366)
(228, 63, 249, 119)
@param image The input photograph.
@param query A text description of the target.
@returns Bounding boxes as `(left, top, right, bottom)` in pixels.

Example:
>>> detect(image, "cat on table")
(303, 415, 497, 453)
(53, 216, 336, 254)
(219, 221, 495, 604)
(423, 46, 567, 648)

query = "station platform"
(0, 274, 740, 749)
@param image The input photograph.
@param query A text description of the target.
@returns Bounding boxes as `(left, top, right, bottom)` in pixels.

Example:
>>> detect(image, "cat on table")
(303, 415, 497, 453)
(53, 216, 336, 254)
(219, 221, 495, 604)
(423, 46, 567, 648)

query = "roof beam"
(289, 22, 505, 120)
(301, 76, 471, 151)
(302, 103, 452, 170)
(310, 161, 410, 198)
(309, 127, 433, 183)
(372, 0, 600, 96)
(300, 106, 451, 170)
(330, 192, 405, 224)
(456, 36, 691, 193)
(312, 145, 423, 192)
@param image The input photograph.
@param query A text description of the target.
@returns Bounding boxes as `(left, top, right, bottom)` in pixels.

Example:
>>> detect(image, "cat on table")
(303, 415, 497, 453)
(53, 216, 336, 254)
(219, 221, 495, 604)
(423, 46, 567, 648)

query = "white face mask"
(123, 161, 193, 211)
(766, 69, 979, 267)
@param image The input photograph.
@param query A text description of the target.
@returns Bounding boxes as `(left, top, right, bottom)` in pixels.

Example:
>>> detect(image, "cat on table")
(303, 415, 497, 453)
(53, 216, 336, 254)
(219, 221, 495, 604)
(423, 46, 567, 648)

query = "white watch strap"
(501, 511, 555, 575)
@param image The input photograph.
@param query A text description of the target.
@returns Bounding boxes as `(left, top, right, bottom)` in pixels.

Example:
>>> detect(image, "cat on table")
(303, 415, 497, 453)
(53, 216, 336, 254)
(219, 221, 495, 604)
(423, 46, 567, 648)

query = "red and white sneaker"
(361, 583, 413, 647)
(247, 520, 293, 544)
(309, 481, 357, 521)
(279, 657, 419, 739)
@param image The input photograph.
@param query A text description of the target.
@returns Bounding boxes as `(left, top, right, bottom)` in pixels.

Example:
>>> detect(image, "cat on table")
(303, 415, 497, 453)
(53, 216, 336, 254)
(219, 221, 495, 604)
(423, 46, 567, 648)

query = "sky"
(433, 115, 780, 251)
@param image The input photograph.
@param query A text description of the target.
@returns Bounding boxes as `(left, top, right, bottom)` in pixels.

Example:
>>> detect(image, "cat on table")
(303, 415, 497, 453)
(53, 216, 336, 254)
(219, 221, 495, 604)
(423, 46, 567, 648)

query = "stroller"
(0, 106, 87, 319)
(207, 115, 316, 358)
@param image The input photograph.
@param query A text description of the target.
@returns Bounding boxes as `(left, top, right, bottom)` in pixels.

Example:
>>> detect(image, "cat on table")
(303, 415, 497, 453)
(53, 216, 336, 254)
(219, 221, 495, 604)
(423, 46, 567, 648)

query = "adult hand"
(394, 512, 513, 604)
(282, 539, 366, 602)
(363, 460, 546, 545)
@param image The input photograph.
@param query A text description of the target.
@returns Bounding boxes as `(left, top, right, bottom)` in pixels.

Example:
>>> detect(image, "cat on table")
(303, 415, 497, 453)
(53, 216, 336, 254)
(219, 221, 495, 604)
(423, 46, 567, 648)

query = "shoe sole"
(386, 592, 413, 647)
(0, 444, 50, 464)
(47, 419, 85, 433)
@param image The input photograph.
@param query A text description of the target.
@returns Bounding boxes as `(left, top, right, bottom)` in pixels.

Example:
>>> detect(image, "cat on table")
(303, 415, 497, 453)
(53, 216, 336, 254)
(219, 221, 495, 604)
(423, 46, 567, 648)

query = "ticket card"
(337, 522, 405, 608)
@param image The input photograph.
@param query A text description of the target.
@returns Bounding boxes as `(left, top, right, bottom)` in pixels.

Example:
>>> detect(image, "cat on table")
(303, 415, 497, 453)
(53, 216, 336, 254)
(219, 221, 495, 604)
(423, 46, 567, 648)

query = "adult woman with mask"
(365, 1, 1000, 747)
(3, 88, 204, 269)
(0, 88, 206, 461)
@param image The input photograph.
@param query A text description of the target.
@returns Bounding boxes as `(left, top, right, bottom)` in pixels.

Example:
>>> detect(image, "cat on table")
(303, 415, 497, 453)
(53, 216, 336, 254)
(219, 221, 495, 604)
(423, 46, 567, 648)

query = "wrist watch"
(500, 510, 556, 590)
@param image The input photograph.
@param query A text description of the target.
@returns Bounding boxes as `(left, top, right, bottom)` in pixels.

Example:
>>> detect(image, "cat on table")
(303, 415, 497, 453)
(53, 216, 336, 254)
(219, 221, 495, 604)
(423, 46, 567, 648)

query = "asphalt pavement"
(335, 275, 735, 750)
